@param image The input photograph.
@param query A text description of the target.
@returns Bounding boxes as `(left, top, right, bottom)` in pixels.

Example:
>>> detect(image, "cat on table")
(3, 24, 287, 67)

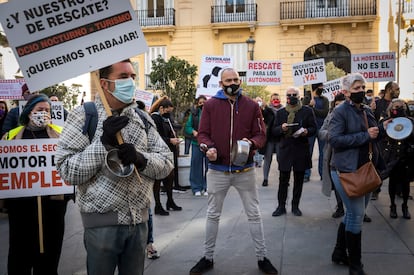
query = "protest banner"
(246, 60, 282, 86)
(0, 139, 73, 199)
(135, 89, 154, 112)
(14, 100, 66, 126)
(0, 79, 26, 99)
(322, 78, 343, 102)
(292, 58, 327, 87)
(0, 0, 148, 91)
(196, 55, 233, 98)
(351, 52, 395, 82)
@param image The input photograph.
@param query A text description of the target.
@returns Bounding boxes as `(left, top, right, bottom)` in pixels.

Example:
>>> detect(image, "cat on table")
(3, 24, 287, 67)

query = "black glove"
(118, 143, 148, 171)
(101, 116, 129, 147)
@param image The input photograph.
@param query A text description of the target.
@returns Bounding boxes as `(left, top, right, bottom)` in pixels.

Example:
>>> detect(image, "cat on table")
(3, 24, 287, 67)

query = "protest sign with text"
(322, 78, 343, 102)
(0, 139, 73, 198)
(0, 0, 148, 91)
(0, 79, 26, 99)
(351, 52, 395, 82)
(246, 60, 282, 86)
(196, 55, 233, 98)
(292, 58, 327, 87)
(135, 89, 154, 112)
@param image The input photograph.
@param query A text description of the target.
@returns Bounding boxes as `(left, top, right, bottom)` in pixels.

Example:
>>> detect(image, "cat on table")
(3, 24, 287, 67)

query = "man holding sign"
(56, 60, 174, 275)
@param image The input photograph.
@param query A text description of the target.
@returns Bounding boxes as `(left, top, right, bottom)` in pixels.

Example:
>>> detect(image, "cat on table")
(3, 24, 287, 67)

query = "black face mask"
(223, 84, 240, 96)
(198, 105, 203, 110)
(162, 112, 171, 118)
(349, 91, 365, 104)
(287, 96, 298, 105)
(390, 108, 405, 118)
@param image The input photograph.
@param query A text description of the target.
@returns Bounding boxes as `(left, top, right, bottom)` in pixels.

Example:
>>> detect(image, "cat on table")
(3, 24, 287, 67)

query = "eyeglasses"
(286, 94, 297, 97)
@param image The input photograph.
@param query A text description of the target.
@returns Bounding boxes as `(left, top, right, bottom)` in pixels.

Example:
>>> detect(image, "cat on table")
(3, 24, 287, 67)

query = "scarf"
(285, 100, 302, 136)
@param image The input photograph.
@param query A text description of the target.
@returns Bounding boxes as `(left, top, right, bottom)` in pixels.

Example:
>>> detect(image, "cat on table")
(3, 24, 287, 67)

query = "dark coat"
(271, 105, 317, 171)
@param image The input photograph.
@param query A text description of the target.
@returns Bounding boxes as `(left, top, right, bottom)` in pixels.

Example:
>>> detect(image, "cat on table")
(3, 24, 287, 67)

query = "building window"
(223, 43, 248, 74)
(225, 0, 245, 13)
(147, 0, 164, 17)
(304, 43, 351, 74)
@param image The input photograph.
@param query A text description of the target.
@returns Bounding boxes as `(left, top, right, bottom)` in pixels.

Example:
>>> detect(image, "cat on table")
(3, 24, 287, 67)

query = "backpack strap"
(82, 102, 98, 143)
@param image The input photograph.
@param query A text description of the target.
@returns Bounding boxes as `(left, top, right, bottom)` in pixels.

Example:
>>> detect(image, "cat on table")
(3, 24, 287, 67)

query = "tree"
(325, 61, 346, 81)
(39, 83, 81, 110)
(149, 55, 198, 123)
(241, 83, 272, 102)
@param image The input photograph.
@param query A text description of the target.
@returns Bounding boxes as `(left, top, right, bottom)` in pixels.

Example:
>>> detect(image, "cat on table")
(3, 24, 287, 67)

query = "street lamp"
(246, 36, 256, 61)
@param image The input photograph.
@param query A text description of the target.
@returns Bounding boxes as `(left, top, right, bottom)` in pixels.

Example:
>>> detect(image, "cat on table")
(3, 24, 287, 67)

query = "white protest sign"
(322, 78, 343, 102)
(0, 0, 148, 91)
(351, 52, 396, 82)
(0, 139, 73, 198)
(246, 60, 282, 86)
(0, 79, 26, 99)
(196, 55, 233, 98)
(292, 58, 326, 87)
(135, 89, 154, 112)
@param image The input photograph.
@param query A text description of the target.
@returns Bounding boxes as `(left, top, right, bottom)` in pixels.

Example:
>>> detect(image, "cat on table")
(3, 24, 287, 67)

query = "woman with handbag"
(328, 73, 389, 275)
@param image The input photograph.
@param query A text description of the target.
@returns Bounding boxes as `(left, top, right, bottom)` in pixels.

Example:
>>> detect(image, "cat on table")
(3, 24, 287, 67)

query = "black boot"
(402, 203, 411, 219)
(154, 203, 169, 216)
(346, 231, 367, 275)
(390, 204, 397, 219)
(332, 223, 348, 265)
(166, 200, 182, 211)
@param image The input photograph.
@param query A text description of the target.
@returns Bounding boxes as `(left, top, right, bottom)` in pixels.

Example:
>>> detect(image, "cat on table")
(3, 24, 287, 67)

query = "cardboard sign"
(0, 0, 148, 91)
(246, 60, 282, 86)
(0, 79, 26, 99)
(0, 139, 73, 198)
(196, 55, 233, 98)
(292, 58, 327, 86)
(351, 52, 396, 82)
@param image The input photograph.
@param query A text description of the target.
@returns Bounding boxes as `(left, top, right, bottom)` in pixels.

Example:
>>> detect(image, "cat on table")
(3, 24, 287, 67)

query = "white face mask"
(30, 111, 51, 127)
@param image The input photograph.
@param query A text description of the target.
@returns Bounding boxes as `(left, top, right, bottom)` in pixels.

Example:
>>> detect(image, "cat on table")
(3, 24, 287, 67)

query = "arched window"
(304, 43, 351, 73)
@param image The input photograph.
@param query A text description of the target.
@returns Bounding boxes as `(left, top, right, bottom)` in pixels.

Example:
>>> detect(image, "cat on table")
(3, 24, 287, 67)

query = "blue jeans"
(262, 141, 279, 181)
(330, 170, 371, 234)
(305, 133, 325, 179)
(84, 223, 147, 275)
(204, 169, 267, 260)
(190, 143, 208, 193)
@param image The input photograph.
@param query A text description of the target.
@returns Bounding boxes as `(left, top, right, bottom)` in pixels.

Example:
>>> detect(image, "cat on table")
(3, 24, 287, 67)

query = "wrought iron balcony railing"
(280, 0, 376, 20)
(211, 4, 257, 23)
(135, 8, 175, 27)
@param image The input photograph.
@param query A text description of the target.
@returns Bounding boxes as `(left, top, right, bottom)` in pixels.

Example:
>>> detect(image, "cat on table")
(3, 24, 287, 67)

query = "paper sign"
(246, 60, 282, 86)
(16, 101, 65, 126)
(0, 79, 26, 99)
(292, 58, 327, 86)
(0, 0, 148, 91)
(351, 52, 396, 82)
(196, 55, 233, 98)
(322, 78, 344, 102)
(135, 89, 154, 112)
(0, 139, 73, 198)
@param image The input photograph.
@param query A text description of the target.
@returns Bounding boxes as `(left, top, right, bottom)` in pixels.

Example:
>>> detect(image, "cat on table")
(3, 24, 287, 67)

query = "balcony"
(280, 0, 377, 27)
(211, 4, 257, 23)
(135, 8, 175, 27)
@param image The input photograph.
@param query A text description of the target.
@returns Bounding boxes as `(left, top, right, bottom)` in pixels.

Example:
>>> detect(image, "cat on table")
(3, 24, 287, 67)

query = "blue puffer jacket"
(328, 101, 385, 172)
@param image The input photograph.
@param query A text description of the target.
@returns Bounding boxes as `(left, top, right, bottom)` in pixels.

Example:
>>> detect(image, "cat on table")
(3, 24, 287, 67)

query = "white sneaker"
(195, 191, 201, 196)
(203, 191, 208, 196)
(146, 243, 160, 259)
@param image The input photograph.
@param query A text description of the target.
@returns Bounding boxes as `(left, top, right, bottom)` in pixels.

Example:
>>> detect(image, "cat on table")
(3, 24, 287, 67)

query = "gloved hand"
(101, 116, 129, 147)
(118, 143, 148, 171)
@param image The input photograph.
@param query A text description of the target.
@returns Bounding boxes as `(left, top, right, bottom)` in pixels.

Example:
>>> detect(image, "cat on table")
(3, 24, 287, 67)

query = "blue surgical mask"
(105, 78, 136, 104)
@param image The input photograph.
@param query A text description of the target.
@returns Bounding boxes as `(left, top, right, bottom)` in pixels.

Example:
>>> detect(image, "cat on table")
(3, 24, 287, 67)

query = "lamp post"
(246, 36, 256, 61)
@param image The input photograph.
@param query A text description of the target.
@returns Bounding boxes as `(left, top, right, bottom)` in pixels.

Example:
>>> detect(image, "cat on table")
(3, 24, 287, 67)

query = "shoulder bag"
(339, 111, 381, 198)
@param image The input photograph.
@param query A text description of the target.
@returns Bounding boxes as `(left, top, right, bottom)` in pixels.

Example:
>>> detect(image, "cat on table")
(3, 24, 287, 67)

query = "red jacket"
(198, 90, 266, 169)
